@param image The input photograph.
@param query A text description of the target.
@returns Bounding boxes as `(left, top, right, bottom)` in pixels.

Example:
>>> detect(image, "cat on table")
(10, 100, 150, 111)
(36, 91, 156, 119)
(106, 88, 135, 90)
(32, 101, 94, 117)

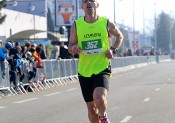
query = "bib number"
(82, 39, 102, 55)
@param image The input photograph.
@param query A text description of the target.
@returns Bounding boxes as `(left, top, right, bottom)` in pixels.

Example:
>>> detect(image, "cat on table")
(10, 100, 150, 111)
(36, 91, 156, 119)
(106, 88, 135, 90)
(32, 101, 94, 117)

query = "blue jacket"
(0, 47, 7, 61)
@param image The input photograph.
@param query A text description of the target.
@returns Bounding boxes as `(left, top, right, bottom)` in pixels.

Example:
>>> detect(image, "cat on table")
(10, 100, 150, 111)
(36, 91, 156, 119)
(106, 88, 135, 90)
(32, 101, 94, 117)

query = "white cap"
(26, 51, 32, 56)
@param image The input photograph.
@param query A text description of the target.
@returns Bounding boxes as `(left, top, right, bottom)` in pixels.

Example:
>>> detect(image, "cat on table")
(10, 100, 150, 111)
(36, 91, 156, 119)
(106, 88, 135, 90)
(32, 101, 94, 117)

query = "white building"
(0, 8, 47, 42)
(0, 0, 47, 42)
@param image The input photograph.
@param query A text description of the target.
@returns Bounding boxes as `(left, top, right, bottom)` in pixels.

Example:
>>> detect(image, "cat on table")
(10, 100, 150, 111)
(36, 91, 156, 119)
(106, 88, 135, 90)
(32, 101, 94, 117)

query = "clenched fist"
(105, 49, 114, 59)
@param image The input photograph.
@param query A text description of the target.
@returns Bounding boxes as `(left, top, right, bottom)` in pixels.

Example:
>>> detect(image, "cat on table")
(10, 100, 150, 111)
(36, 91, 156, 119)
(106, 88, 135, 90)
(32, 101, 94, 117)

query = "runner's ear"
(96, 2, 99, 8)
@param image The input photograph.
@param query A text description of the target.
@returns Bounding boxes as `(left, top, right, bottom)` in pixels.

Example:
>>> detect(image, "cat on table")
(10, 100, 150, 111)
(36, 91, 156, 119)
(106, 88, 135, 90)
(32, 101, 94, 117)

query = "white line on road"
(121, 116, 132, 122)
(44, 92, 62, 97)
(0, 106, 7, 109)
(144, 98, 150, 102)
(66, 88, 78, 92)
(155, 88, 160, 91)
(168, 78, 171, 81)
(13, 98, 38, 104)
(163, 83, 167, 86)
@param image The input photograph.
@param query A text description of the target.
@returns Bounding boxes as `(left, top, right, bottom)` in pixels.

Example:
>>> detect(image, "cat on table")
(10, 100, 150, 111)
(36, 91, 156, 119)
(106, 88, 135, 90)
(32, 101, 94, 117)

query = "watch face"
(110, 47, 118, 54)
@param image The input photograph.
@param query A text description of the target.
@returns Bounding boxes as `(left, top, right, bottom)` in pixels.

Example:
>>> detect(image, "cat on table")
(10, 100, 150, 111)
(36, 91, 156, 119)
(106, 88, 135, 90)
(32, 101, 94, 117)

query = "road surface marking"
(0, 106, 7, 109)
(143, 98, 150, 102)
(44, 92, 62, 97)
(155, 88, 160, 91)
(121, 116, 132, 122)
(163, 83, 167, 86)
(144, 98, 150, 102)
(13, 98, 38, 104)
(168, 78, 171, 81)
(66, 88, 78, 92)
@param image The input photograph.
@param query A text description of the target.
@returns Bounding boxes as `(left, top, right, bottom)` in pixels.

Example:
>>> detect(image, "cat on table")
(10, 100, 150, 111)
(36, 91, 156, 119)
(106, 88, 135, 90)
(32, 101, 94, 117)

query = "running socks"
(99, 114, 110, 123)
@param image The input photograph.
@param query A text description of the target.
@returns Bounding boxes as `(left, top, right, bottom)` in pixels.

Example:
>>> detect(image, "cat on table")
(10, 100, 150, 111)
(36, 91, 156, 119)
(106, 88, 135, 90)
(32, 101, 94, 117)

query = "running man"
(68, 0, 123, 123)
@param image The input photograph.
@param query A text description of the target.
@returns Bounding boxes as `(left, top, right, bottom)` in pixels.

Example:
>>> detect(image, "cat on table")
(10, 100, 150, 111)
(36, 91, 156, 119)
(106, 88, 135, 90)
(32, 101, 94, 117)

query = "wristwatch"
(110, 47, 118, 54)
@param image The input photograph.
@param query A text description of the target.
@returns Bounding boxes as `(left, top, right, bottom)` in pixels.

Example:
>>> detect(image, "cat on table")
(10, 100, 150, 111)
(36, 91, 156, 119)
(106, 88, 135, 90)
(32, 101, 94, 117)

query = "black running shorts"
(78, 66, 111, 102)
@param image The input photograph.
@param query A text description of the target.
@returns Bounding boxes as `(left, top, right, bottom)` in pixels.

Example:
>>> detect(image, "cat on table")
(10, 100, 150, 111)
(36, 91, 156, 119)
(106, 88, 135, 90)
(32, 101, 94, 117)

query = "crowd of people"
(0, 40, 74, 93)
(0, 40, 167, 93)
(0, 41, 46, 92)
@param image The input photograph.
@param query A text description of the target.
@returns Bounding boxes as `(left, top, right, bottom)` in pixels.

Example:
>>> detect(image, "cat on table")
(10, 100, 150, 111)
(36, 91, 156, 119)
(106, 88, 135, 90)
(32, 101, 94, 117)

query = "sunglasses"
(82, 0, 96, 3)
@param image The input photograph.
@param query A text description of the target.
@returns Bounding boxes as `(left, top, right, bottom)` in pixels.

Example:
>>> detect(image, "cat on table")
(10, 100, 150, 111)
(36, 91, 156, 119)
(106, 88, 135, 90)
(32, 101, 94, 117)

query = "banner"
(55, 0, 84, 26)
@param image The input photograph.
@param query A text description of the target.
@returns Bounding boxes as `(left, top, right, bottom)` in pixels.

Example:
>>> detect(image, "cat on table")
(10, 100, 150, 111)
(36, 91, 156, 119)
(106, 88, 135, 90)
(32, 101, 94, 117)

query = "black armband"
(110, 47, 118, 54)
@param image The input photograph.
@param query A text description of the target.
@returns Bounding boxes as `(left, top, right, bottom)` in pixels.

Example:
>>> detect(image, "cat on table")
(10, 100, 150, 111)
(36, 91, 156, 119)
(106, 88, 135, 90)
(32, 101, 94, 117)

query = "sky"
(97, 0, 175, 34)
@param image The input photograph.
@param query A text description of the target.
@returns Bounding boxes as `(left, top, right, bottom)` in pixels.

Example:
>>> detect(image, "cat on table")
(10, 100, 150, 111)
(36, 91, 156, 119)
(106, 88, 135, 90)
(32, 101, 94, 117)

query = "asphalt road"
(0, 61, 175, 123)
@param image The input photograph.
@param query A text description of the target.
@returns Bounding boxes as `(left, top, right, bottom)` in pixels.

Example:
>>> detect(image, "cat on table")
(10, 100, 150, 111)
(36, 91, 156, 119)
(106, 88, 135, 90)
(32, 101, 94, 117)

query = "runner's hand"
(71, 45, 81, 54)
(105, 49, 114, 59)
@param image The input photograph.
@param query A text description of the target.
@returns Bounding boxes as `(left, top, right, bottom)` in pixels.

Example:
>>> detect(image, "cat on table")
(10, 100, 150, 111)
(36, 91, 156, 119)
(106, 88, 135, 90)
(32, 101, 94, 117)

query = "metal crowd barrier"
(0, 55, 171, 97)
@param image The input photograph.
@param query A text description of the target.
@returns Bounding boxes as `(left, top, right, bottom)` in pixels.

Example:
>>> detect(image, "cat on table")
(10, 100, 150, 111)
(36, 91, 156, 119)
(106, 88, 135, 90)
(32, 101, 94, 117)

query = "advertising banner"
(55, 0, 84, 26)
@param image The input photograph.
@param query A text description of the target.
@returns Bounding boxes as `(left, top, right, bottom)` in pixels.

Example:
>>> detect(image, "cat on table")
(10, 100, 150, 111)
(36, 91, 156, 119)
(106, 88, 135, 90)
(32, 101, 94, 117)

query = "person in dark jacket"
(39, 44, 47, 59)
(60, 42, 71, 59)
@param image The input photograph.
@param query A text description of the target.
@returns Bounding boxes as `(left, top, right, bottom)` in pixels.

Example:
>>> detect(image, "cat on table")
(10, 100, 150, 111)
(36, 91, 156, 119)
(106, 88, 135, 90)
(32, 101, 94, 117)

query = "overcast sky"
(97, 0, 175, 33)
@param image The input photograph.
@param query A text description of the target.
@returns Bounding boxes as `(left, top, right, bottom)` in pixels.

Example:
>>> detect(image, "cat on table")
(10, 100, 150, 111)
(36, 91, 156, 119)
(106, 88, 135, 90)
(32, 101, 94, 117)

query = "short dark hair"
(25, 41, 31, 47)
(36, 46, 42, 53)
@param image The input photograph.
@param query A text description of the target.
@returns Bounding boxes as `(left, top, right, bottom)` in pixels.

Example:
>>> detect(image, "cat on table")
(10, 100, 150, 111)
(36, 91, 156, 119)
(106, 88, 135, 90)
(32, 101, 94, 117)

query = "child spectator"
(25, 51, 36, 83)
(33, 46, 43, 68)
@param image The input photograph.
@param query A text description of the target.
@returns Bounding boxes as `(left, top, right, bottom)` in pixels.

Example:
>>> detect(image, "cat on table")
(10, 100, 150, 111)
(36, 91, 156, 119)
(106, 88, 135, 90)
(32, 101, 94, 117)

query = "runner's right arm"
(68, 22, 81, 54)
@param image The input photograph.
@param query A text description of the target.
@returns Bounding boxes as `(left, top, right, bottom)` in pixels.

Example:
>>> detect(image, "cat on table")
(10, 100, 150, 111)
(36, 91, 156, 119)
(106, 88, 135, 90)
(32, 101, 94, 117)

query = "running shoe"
(99, 115, 110, 123)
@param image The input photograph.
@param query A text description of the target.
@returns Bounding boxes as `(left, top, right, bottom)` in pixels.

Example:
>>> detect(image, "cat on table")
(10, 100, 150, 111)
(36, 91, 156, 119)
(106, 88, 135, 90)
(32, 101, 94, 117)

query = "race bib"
(82, 39, 102, 55)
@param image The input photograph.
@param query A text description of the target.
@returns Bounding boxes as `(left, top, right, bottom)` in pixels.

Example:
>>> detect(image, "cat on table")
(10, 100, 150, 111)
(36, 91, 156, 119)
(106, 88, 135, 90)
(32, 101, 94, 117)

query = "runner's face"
(81, 0, 99, 13)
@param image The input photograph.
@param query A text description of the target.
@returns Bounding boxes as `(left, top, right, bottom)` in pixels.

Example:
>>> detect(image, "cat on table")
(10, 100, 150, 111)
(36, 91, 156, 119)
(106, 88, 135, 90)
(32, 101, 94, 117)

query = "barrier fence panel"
(64, 59, 72, 77)
(0, 61, 14, 96)
(44, 60, 53, 80)
(0, 55, 171, 97)
(0, 61, 10, 88)
(71, 59, 78, 76)
(52, 60, 61, 79)
(59, 60, 66, 77)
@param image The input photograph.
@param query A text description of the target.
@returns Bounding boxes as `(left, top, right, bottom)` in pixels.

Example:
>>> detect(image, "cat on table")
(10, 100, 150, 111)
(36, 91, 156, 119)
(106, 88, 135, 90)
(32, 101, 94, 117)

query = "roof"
(7, 29, 67, 41)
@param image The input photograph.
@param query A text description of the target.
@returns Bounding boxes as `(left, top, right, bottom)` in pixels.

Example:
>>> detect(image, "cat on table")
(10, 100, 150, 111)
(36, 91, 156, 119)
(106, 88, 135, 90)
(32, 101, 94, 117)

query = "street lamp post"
(114, 0, 116, 24)
(28, 5, 36, 39)
(169, 14, 173, 54)
(142, 0, 145, 45)
(154, 2, 157, 51)
(76, 0, 79, 19)
(133, 0, 135, 51)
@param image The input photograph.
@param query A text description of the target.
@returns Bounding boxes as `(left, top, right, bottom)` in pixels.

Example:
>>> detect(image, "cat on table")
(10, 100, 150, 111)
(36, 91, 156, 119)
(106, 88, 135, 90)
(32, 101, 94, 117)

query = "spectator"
(0, 40, 7, 79)
(60, 42, 71, 59)
(33, 43, 37, 48)
(149, 49, 155, 55)
(33, 46, 43, 68)
(21, 45, 27, 58)
(5, 44, 18, 91)
(135, 49, 141, 56)
(15, 46, 26, 82)
(5, 42, 17, 58)
(15, 46, 22, 59)
(39, 44, 47, 59)
(25, 51, 36, 83)
(25, 41, 31, 52)
(50, 45, 60, 59)
(126, 48, 132, 56)
(15, 42, 20, 47)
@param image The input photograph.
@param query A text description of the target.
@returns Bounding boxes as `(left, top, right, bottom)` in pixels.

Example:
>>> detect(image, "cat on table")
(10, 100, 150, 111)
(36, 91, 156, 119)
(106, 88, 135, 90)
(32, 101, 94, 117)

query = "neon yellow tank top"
(75, 16, 110, 77)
